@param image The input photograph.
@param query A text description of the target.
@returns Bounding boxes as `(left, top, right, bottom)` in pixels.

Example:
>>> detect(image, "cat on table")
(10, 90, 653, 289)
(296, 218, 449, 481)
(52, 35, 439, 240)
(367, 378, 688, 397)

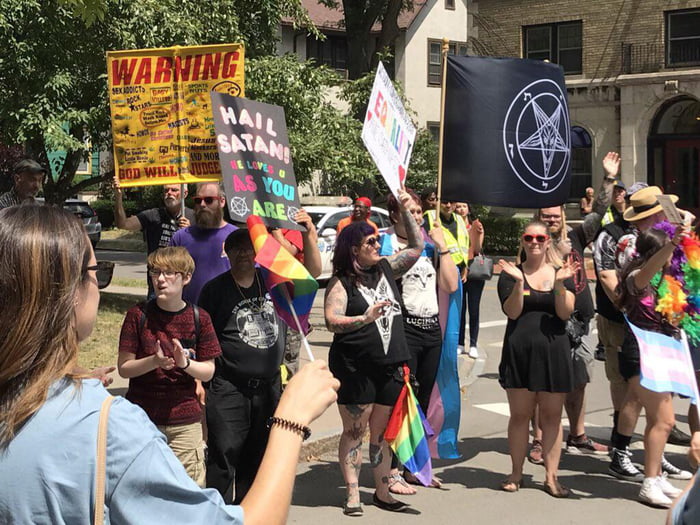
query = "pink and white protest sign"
(361, 62, 416, 197)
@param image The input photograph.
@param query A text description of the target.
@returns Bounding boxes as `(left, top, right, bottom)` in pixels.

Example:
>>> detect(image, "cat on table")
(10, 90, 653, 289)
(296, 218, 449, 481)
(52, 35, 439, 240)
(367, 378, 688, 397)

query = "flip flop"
(388, 473, 417, 495)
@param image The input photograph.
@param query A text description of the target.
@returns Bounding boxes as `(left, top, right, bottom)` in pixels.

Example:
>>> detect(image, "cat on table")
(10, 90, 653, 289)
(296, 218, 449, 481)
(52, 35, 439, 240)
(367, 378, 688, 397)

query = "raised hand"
(397, 187, 412, 210)
(428, 225, 447, 252)
(154, 340, 175, 370)
(112, 176, 123, 197)
(171, 338, 190, 369)
(555, 257, 580, 283)
(178, 216, 190, 229)
(498, 259, 524, 282)
(603, 151, 621, 178)
(274, 360, 340, 427)
(364, 300, 391, 323)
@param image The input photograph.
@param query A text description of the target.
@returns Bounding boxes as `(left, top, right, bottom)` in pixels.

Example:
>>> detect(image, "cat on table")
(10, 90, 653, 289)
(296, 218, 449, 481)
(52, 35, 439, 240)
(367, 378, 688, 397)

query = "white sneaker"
(657, 473, 684, 498)
(457, 345, 467, 355)
(661, 454, 693, 480)
(639, 477, 673, 508)
(468, 346, 479, 358)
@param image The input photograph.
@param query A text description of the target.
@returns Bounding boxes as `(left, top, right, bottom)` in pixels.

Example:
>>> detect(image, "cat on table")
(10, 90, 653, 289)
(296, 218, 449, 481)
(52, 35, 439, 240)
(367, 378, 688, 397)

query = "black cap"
(224, 229, 252, 253)
(612, 179, 626, 191)
(14, 159, 47, 175)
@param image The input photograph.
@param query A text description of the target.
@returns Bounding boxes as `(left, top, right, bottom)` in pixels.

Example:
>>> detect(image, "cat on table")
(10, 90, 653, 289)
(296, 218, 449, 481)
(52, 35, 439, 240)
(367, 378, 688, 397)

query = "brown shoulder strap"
(94, 396, 114, 525)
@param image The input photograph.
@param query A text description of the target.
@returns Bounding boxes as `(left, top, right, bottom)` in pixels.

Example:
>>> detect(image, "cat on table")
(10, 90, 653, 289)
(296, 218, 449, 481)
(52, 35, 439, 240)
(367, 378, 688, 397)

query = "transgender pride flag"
(626, 317, 699, 404)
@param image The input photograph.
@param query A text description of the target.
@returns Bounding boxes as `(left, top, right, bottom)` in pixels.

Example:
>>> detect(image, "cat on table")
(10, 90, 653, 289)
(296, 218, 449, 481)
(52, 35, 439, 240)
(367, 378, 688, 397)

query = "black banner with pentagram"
(441, 56, 572, 208)
(211, 92, 303, 230)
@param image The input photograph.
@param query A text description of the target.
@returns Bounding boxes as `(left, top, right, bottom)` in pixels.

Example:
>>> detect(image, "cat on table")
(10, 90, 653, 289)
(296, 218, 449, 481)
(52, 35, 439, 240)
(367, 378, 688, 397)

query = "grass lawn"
(111, 277, 147, 289)
(78, 291, 144, 370)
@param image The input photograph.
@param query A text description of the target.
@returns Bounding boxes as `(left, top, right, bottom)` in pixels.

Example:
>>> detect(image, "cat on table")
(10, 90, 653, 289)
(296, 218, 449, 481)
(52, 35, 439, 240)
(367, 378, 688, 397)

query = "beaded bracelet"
(266, 416, 312, 441)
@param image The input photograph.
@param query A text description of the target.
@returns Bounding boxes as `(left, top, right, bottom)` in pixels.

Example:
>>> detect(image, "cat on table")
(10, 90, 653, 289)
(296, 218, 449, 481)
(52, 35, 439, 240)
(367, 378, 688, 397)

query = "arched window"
(569, 126, 592, 202)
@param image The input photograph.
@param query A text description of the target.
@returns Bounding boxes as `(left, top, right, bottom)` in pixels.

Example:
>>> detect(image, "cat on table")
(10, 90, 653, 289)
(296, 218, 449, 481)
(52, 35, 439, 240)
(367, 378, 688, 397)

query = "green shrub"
(481, 215, 530, 255)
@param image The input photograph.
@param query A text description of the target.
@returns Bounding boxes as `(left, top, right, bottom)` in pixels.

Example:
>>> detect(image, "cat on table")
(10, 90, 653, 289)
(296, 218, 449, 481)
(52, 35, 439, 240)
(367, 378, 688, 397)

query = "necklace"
(233, 272, 265, 312)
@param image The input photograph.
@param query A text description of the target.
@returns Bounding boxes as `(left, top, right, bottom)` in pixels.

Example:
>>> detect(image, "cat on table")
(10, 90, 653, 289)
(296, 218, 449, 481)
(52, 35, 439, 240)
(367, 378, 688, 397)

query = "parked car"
(62, 199, 102, 247)
(305, 205, 391, 281)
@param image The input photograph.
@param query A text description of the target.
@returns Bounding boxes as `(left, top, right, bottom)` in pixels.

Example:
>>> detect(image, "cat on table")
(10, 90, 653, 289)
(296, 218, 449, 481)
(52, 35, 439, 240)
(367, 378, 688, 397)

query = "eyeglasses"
(84, 261, 115, 289)
(364, 236, 379, 247)
(193, 196, 218, 205)
(148, 268, 181, 279)
(522, 234, 549, 243)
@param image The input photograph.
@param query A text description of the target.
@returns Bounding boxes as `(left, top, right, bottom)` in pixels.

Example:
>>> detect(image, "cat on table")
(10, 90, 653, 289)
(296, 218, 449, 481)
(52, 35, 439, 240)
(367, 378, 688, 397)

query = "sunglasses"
(193, 196, 218, 205)
(84, 261, 115, 289)
(148, 268, 181, 279)
(522, 234, 549, 243)
(364, 236, 379, 247)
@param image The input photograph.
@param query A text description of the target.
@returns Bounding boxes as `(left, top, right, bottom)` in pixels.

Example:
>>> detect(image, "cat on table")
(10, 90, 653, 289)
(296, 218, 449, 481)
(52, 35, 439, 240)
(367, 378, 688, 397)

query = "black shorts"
(329, 352, 406, 406)
(620, 326, 641, 381)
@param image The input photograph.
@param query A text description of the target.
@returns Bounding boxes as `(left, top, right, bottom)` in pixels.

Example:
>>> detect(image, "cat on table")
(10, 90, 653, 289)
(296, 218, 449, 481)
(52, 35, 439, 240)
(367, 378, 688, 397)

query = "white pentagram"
(517, 100, 569, 178)
(229, 196, 249, 217)
(287, 206, 300, 223)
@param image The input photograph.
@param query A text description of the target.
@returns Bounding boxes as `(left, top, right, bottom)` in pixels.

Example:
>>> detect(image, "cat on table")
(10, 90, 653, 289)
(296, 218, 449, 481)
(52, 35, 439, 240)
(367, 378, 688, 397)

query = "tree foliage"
(0, 0, 314, 203)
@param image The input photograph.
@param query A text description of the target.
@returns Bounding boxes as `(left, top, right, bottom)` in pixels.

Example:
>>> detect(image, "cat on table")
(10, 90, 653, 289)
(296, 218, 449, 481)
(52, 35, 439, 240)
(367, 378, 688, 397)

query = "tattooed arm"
(324, 277, 389, 333)
(385, 189, 424, 278)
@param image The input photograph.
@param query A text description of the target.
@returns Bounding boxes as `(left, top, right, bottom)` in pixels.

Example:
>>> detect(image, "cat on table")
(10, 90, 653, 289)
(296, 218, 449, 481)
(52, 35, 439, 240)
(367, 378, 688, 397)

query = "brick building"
(471, 0, 700, 212)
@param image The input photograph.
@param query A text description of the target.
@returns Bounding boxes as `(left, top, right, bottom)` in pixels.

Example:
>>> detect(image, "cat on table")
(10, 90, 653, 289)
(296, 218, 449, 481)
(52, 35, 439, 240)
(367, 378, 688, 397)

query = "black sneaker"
(609, 447, 644, 482)
(667, 425, 692, 446)
(594, 343, 606, 362)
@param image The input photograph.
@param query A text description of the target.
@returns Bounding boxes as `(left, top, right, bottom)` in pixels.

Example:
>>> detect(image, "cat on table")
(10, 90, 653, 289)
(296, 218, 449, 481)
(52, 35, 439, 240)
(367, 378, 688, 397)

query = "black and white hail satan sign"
(441, 56, 572, 208)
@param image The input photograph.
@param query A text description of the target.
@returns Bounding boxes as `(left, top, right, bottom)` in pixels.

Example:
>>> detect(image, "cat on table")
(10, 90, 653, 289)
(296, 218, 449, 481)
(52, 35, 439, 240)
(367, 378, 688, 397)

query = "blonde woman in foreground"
(0, 205, 339, 525)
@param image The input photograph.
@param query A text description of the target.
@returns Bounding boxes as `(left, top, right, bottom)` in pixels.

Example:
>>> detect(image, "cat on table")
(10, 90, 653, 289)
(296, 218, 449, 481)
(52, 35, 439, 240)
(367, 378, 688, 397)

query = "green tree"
(0, 0, 314, 203)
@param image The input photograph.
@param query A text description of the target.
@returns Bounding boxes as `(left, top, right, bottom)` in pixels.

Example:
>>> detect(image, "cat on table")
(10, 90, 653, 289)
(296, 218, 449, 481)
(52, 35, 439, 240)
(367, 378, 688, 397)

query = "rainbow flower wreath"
(649, 221, 700, 345)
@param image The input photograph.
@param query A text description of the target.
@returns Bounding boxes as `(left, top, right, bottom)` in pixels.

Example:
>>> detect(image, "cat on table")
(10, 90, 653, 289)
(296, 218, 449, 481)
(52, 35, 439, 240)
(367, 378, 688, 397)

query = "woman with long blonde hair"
(0, 205, 338, 524)
(497, 220, 578, 497)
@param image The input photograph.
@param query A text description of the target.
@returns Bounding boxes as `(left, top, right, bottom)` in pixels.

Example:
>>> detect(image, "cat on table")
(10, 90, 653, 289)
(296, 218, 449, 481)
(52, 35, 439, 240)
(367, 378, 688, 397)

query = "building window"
(307, 34, 348, 73)
(445, 0, 455, 10)
(523, 21, 582, 74)
(428, 39, 468, 86)
(666, 9, 700, 67)
(427, 122, 440, 142)
(569, 126, 592, 202)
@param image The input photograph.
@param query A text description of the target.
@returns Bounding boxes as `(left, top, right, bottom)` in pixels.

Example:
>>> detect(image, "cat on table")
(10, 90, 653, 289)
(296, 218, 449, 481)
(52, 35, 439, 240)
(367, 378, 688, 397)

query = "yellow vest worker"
(424, 207, 470, 267)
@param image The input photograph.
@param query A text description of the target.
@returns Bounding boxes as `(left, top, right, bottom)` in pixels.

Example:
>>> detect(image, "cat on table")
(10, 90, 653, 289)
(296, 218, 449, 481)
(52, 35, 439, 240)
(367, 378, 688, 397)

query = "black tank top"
(330, 259, 411, 365)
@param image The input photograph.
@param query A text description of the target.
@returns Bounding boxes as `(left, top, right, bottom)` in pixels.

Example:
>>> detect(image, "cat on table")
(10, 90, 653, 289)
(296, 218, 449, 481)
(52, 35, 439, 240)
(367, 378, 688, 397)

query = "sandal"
(544, 481, 571, 498)
(403, 471, 443, 489)
(388, 473, 417, 495)
(500, 478, 523, 492)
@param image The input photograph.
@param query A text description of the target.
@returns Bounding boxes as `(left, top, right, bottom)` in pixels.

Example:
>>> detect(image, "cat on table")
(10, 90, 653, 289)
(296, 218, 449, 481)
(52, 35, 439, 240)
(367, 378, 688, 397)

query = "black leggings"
(404, 323, 443, 413)
(460, 278, 485, 347)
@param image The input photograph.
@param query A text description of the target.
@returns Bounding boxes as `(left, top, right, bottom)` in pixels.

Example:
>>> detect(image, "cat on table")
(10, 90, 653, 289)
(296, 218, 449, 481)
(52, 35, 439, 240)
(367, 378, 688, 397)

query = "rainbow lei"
(650, 221, 700, 344)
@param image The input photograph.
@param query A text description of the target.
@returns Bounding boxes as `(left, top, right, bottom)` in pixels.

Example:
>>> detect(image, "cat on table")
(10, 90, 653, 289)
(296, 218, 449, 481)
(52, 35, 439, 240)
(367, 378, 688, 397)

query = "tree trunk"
(371, 0, 402, 70)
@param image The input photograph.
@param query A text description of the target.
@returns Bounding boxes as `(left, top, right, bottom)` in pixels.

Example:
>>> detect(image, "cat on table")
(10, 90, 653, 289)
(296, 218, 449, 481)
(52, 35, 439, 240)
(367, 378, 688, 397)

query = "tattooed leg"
(338, 404, 372, 501)
(368, 404, 397, 502)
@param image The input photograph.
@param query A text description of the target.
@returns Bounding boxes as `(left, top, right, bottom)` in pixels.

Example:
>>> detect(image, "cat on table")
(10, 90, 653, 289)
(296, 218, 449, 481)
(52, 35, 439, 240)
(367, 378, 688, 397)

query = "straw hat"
(623, 186, 678, 222)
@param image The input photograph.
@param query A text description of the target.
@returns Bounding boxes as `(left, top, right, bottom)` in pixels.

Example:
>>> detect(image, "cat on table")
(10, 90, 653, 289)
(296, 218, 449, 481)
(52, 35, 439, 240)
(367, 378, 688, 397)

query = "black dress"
(497, 267, 574, 393)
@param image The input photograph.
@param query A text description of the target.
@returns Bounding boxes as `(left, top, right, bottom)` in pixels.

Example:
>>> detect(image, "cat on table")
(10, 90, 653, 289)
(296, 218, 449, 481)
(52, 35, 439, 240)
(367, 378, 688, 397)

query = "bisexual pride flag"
(385, 365, 434, 486)
(626, 317, 699, 403)
(247, 215, 318, 334)
(427, 280, 463, 459)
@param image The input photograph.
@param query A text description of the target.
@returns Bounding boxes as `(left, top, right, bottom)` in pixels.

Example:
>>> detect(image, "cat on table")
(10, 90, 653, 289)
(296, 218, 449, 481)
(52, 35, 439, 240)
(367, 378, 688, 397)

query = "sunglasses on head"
(84, 261, 115, 289)
(522, 234, 549, 243)
(193, 196, 218, 205)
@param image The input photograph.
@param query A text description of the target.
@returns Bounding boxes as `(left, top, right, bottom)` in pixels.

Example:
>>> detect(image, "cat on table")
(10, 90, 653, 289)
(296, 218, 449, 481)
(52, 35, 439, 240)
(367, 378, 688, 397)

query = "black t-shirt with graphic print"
(198, 269, 285, 379)
(137, 206, 196, 255)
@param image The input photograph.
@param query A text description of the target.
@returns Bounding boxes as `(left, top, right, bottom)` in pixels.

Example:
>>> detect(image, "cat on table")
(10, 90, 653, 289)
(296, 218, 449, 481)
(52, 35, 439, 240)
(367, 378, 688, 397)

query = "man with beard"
(531, 152, 620, 461)
(0, 159, 46, 210)
(171, 183, 237, 304)
(336, 197, 379, 234)
(113, 179, 194, 297)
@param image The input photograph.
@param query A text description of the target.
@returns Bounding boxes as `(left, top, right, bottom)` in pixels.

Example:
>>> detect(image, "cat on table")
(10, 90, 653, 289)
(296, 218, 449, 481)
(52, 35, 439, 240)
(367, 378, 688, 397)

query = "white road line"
(480, 320, 508, 328)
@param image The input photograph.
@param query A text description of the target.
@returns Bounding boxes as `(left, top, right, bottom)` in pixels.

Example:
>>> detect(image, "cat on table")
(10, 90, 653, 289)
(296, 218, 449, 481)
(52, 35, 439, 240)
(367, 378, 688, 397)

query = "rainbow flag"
(385, 365, 434, 486)
(626, 317, 699, 403)
(426, 280, 462, 459)
(247, 216, 318, 334)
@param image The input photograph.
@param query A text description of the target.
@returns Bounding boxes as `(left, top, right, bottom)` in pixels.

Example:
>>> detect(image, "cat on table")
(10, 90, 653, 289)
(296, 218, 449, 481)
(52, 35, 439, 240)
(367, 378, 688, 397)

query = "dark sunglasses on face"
(84, 261, 115, 289)
(522, 234, 549, 243)
(193, 196, 218, 205)
(363, 236, 379, 247)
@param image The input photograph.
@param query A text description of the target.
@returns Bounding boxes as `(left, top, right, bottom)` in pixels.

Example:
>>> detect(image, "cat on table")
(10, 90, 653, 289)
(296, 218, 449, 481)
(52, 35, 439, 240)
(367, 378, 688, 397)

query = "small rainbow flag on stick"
(247, 216, 319, 361)
(385, 365, 434, 486)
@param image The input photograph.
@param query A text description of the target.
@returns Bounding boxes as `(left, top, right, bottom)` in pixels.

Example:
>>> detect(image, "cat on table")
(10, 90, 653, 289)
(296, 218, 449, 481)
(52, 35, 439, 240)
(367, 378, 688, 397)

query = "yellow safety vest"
(425, 210, 470, 266)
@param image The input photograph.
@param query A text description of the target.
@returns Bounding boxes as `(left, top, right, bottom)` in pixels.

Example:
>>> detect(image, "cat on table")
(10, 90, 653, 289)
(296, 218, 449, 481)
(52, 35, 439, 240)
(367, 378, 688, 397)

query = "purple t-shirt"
(170, 223, 237, 303)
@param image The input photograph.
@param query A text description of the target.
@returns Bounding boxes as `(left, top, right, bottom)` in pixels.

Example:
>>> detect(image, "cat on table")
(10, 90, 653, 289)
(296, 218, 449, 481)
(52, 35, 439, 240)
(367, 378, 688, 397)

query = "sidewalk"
(106, 288, 480, 460)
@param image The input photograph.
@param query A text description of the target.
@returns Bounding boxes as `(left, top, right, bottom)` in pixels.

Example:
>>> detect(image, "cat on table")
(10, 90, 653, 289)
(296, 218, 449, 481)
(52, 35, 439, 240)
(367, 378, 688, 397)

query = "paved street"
(100, 252, 694, 524)
(289, 281, 694, 525)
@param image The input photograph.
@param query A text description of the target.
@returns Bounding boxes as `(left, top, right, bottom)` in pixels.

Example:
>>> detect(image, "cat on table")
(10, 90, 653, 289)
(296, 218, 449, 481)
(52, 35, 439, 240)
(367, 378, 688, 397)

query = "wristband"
(267, 416, 311, 441)
(181, 357, 191, 370)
